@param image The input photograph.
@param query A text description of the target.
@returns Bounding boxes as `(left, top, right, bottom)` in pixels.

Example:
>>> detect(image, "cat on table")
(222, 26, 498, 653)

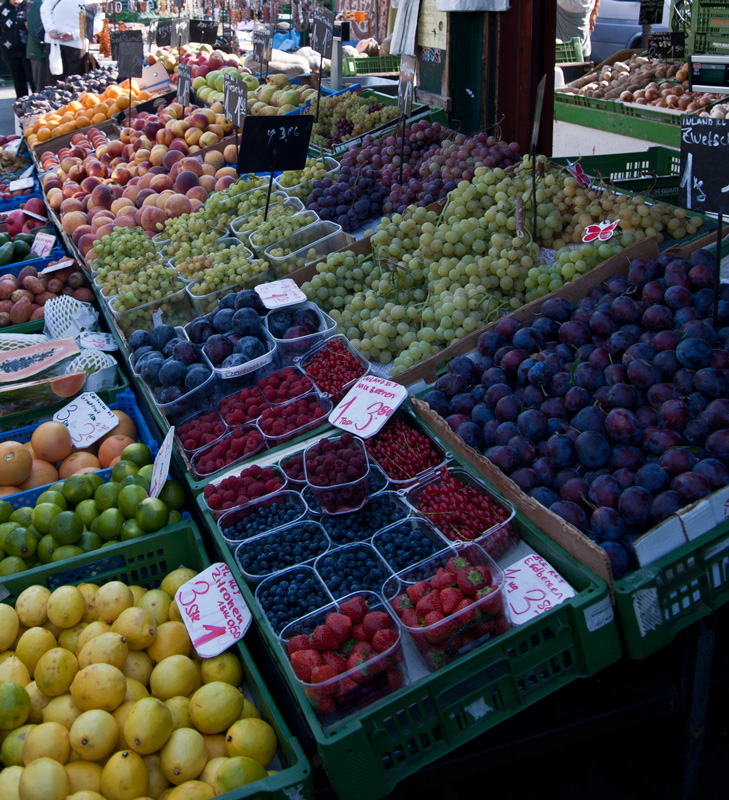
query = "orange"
(97, 437, 135, 470)
(75, 116, 90, 129)
(59, 452, 101, 480)
(37, 127, 51, 142)
(106, 86, 122, 98)
(92, 112, 107, 124)
(17, 460, 59, 491)
(0, 441, 33, 486)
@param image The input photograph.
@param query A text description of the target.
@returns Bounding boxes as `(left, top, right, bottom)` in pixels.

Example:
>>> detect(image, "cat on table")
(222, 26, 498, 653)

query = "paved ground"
(0, 83, 17, 136)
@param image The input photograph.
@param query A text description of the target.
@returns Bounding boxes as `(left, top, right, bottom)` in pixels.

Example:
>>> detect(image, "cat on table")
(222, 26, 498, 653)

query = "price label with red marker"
(503, 555, 575, 626)
(254, 278, 307, 310)
(30, 231, 56, 257)
(149, 427, 175, 498)
(176, 563, 251, 658)
(53, 392, 119, 447)
(329, 375, 407, 439)
(582, 219, 620, 243)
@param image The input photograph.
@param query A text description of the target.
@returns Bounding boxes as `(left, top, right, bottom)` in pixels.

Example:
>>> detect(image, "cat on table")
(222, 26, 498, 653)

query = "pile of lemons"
(0, 568, 279, 800)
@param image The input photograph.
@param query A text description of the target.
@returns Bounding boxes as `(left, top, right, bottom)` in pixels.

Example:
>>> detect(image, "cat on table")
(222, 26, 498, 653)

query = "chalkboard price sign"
(639, 0, 662, 25)
(398, 54, 416, 117)
(171, 17, 190, 47)
(110, 29, 143, 61)
(311, 6, 335, 59)
(647, 31, 685, 59)
(224, 74, 248, 127)
(117, 40, 145, 78)
(252, 22, 273, 64)
(237, 115, 314, 174)
(177, 63, 192, 106)
(679, 116, 729, 215)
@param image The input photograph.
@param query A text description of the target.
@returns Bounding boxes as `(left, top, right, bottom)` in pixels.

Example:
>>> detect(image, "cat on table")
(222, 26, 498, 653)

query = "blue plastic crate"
(3, 247, 67, 276)
(0, 192, 43, 213)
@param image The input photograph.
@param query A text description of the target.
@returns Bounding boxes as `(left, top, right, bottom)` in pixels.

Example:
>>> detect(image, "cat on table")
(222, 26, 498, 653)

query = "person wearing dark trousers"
(40, 0, 93, 79)
(25, 0, 47, 91)
(1, 0, 34, 98)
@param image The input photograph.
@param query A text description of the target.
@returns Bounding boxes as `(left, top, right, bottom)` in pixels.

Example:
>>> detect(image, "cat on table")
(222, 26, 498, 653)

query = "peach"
(149, 145, 169, 166)
(188, 145, 201, 154)
(170, 120, 190, 138)
(68, 163, 86, 183)
(60, 197, 84, 214)
(81, 176, 102, 194)
(150, 174, 174, 193)
(173, 171, 199, 194)
(215, 166, 238, 181)
(179, 157, 203, 177)
(135, 188, 156, 207)
(135, 149, 152, 165)
(223, 144, 238, 165)
(188, 112, 210, 130)
(214, 175, 236, 192)
(111, 197, 134, 214)
(138, 205, 167, 232)
(107, 140, 125, 158)
(112, 215, 137, 229)
(87, 206, 113, 222)
(186, 186, 208, 203)
(199, 174, 216, 193)
(89, 184, 115, 210)
(189, 199, 204, 213)
(122, 185, 142, 203)
(71, 224, 93, 245)
(167, 102, 183, 120)
(142, 194, 159, 207)
(169, 139, 189, 155)
(204, 150, 225, 170)
(156, 128, 174, 147)
(207, 124, 224, 138)
(162, 150, 184, 171)
(95, 224, 115, 239)
(165, 194, 192, 218)
(111, 166, 132, 186)
(77, 233, 98, 256)
(87, 161, 108, 179)
(61, 211, 88, 235)
(200, 163, 215, 177)
(184, 128, 202, 146)
(47, 188, 63, 210)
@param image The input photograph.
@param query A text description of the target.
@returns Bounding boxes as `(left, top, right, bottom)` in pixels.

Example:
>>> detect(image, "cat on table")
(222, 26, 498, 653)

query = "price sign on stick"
(329, 376, 407, 438)
(176, 563, 252, 658)
(110, 29, 143, 61)
(117, 40, 146, 78)
(647, 31, 685, 59)
(252, 22, 273, 64)
(150, 427, 175, 498)
(53, 392, 118, 447)
(224, 73, 247, 127)
(679, 117, 729, 215)
(237, 115, 313, 173)
(177, 63, 192, 106)
(255, 278, 307, 309)
(639, 0, 663, 26)
(398, 54, 416, 117)
(171, 17, 190, 46)
(311, 5, 335, 58)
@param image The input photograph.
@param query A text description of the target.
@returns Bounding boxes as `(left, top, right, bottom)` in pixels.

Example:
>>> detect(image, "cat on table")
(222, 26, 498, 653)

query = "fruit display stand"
(0, 521, 315, 800)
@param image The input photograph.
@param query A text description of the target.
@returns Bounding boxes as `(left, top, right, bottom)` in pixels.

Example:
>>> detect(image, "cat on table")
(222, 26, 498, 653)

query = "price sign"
(237, 115, 313, 173)
(639, 0, 662, 26)
(176, 563, 252, 658)
(329, 375, 407, 438)
(155, 18, 171, 46)
(398, 54, 416, 117)
(3, 139, 21, 156)
(171, 17, 190, 46)
(117, 40, 146, 78)
(110, 29, 143, 61)
(224, 73, 247, 127)
(311, 5, 335, 59)
(40, 257, 75, 274)
(148, 18, 158, 46)
(582, 219, 620, 242)
(190, 19, 218, 45)
(254, 279, 307, 309)
(149, 427, 175, 498)
(503, 555, 576, 626)
(177, 63, 192, 106)
(53, 392, 118, 447)
(252, 22, 273, 64)
(647, 31, 685, 60)
(22, 208, 47, 222)
(8, 177, 34, 192)
(679, 116, 729, 215)
(79, 331, 118, 351)
(30, 232, 56, 257)
(20, 164, 34, 179)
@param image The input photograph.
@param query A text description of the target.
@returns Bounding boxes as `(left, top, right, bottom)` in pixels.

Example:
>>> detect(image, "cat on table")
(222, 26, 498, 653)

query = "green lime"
(168, 509, 182, 525)
(120, 519, 146, 541)
(77, 531, 103, 553)
(138, 464, 154, 483)
(48, 481, 65, 495)
(121, 443, 153, 468)
(95, 482, 121, 512)
(37, 534, 57, 564)
(97, 508, 125, 542)
(0, 500, 11, 523)
(119, 474, 150, 492)
(26, 525, 42, 542)
(63, 474, 95, 505)
(0, 556, 27, 575)
(100, 541, 119, 548)
(31, 503, 63, 535)
(135, 497, 169, 533)
(111, 460, 139, 483)
(36, 490, 68, 510)
(118, 485, 149, 519)
(9, 507, 32, 526)
(50, 511, 84, 546)
(51, 545, 84, 562)
(75, 498, 99, 528)
(159, 480, 186, 511)
(0, 522, 18, 551)
(0, 547, 4, 561)
(4, 527, 37, 560)
(85, 473, 103, 492)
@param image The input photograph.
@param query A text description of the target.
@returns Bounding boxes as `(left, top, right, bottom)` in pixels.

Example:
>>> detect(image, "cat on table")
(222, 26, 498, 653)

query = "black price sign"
(397, 54, 416, 117)
(190, 19, 218, 45)
(252, 22, 273, 64)
(224, 73, 248, 127)
(174, 0, 185, 9)
(82, 5, 96, 41)
(311, 6, 335, 59)
(117, 40, 145, 78)
(237, 115, 314, 174)
(689, 55, 729, 94)
(155, 19, 172, 46)
(148, 18, 158, 47)
(647, 32, 685, 59)
(177, 63, 192, 105)
(639, 0, 662, 26)
(679, 116, 729, 215)
(171, 17, 190, 46)
(110, 29, 143, 61)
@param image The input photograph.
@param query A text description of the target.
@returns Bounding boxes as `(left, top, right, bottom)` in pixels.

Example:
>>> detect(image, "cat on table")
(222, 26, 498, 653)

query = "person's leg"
(4, 56, 30, 98)
(22, 58, 35, 93)
(30, 59, 44, 91)
(60, 44, 86, 79)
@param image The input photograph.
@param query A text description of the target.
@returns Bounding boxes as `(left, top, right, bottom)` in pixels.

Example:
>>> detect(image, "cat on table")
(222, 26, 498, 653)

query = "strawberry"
(352, 623, 368, 642)
(371, 628, 398, 653)
(339, 596, 368, 623)
(390, 594, 413, 615)
(287, 634, 310, 656)
(353, 641, 374, 658)
(477, 586, 504, 616)
(495, 615, 511, 634)
(290, 649, 323, 682)
(310, 664, 339, 689)
(336, 676, 359, 698)
(386, 669, 404, 692)
(346, 651, 369, 681)
(361, 611, 392, 640)
(401, 608, 419, 628)
(321, 651, 347, 674)
(325, 612, 353, 644)
(310, 625, 339, 652)
(430, 567, 455, 590)
(415, 590, 442, 617)
(439, 587, 463, 615)
(406, 580, 429, 605)
(475, 565, 493, 584)
(316, 695, 336, 716)
(472, 619, 496, 637)
(424, 611, 450, 644)
(446, 556, 469, 574)
(455, 597, 477, 624)
(456, 567, 487, 597)
(422, 647, 446, 670)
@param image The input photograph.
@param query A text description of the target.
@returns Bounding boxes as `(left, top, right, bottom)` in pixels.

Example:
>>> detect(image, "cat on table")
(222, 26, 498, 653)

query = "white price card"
(152, 308, 164, 327)
(22, 209, 48, 222)
(79, 331, 118, 351)
(502, 555, 576, 626)
(3, 139, 21, 155)
(329, 375, 407, 439)
(53, 392, 119, 447)
(176, 563, 252, 658)
(149, 426, 175, 498)
(40, 257, 75, 275)
(255, 278, 307, 309)
(30, 231, 55, 257)
(8, 177, 34, 192)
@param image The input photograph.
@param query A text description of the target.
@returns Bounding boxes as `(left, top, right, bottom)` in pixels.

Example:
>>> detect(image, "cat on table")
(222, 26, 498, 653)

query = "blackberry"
(235, 522, 329, 578)
(373, 522, 442, 572)
(220, 496, 304, 543)
(316, 544, 390, 598)
(256, 567, 331, 633)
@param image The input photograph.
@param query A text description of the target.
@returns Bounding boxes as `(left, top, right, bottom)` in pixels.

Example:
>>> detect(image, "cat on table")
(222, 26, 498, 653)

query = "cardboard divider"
(30, 119, 122, 167)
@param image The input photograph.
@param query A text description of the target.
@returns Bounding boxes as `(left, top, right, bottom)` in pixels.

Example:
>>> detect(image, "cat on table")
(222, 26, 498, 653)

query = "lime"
(0, 547, 4, 561)
(0, 522, 18, 550)
(75, 498, 99, 528)
(77, 531, 103, 552)
(111, 460, 139, 483)
(0, 500, 10, 523)
(138, 464, 154, 483)
(85, 473, 103, 492)
(97, 508, 125, 542)
(4, 527, 37, 560)
(31, 503, 63, 535)
(168, 509, 182, 524)
(9, 507, 32, 526)
(0, 556, 27, 575)
(48, 481, 65, 494)
(159, 480, 186, 511)
(121, 443, 153, 468)
(50, 511, 84, 545)
(119, 474, 150, 492)
(37, 534, 57, 564)
(36, 490, 68, 510)
(135, 498, 169, 532)
(90, 516, 100, 534)
(118, 485, 148, 519)
(51, 545, 84, 562)
(120, 519, 146, 541)
(63, 474, 95, 505)
(95, 482, 121, 512)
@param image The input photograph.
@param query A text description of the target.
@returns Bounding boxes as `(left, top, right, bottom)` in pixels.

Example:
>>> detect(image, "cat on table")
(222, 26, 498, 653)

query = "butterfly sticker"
(582, 219, 620, 243)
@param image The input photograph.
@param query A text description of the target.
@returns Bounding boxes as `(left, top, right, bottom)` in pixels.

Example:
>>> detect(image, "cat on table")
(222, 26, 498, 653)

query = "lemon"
(34, 647, 78, 697)
(213, 756, 267, 795)
(94, 582, 133, 623)
(70, 664, 127, 712)
(19, 756, 71, 800)
(189, 682, 244, 734)
(22, 719, 70, 763)
(0, 604, 19, 651)
(15, 586, 50, 627)
(124, 696, 173, 755)
(15, 627, 57, 676)
(160, 569, 197, 598)
(101, 749, 149, 800)
(46, 586, 86, 629)
(70, 709, 119, 761)
(225, 718, 278, 766)
(200, 652, 242, 686)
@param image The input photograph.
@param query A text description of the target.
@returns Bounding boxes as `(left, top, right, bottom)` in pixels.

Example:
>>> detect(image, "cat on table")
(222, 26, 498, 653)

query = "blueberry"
(319, 493, 407, 545)
(316, 544, 389, 598)
(222, 500, 302, 542)
(235, 522, 328, 577)
(128, 330, 151, 351)
(374, 524, 439, 571)
(256, 567, 330, 633)
(149, 324, 177, 351)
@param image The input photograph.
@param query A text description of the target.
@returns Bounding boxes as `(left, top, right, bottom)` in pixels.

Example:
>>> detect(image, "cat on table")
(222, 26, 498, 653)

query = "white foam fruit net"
(0, 333, 49, 352)
(65, 349, 118, 392)
(44, 296, 98, 340)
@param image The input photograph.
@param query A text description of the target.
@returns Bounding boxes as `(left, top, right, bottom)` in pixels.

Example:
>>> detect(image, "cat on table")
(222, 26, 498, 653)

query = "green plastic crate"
(199, 446, 621, 800)
(555, 36, 584, 63)
(0, 522, 314, 800)
(615, 520, 729, 659)
(688, 0, 729, 53)
(342, 55, 401, 76)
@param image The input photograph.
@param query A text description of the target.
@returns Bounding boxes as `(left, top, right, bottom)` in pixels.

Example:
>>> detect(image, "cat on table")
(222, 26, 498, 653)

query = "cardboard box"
(30, 119, 122, 169)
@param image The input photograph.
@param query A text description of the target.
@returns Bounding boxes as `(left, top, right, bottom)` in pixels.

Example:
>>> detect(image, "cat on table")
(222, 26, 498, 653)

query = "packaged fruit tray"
(0, 521, 314, 800)
(201, 449, 620, 800)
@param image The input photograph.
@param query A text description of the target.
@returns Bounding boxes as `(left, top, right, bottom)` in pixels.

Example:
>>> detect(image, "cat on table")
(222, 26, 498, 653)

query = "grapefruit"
(0, 442, 32, 486)
(30, 421, 73, 463)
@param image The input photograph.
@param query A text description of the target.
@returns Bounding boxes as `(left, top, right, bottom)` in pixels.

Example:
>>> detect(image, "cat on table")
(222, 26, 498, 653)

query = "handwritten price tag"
(582, 219, 620, 243)
(30, 231, 56, 257)
(150, 427, 175, 498)
(8, 177, 34, 192)
(79, 331, 118, 352)
(176, 563, 251, 658)
(40, 257, 75, 275)
(255, 279, 307, 309)
(53, 392, 119, 447)
(329, 375, 407, 439)
(503, 554, 575, 626)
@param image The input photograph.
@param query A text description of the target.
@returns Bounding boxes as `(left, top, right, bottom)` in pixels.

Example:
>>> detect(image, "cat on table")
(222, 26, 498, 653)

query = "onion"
(676, 70, 688, 82)
(645, 88, 658, 101)
(674, 84, 684, 96)
(686, 102, 700, 112)
(636, 97, 648, 105)
(666, 94, 678, 107)
(620, 91, 633, 102)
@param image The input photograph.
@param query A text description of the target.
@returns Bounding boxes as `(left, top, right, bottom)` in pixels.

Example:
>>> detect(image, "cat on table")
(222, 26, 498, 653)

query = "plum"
(560, 477, 589, 505)
(235, 336, 266, 361)
(482, 367, 507, 386)
(606, 383, 638, 410)
(172, 341, 201, 366)
(558, 320, 591, 348)
(545, 434, 575, 467)
(607, 329, 637, 357)
(130, 346, 153, 367)
(500, 349, 529, 377)
(450, 393, 479, 417)
(636, 405, 658, 428)
(448, 356, 480, 385)
(512, 327, 544, 351)
(642, 305, 674, 332)
(446, 413, 470, 431)
(222, 353, 249, 369)
(623, 342, 655, 364)
(213, 309, 235, 333)
(626, 359, 661, 390)
(564, 386, 589, 413)
(533, 316, 560, 340)
(694, 368, 728, 399)
(234, 289, 267, 314)
(657, 399, 690, 431)
(485, 383, 512, 407)
(493, 316, 521, 339)
(203, 334, 234, 366)
(150, 324, 177, 351)
(509, 435, 536, 465)
(140, 357, 164, 387)
(605, 408, 642, 444)
(292, 308, 320, 334)
(158, 385, 183, 404)
(424, 390, 449, 418)
(234, 307, 264, 337)
(652, 330, 680, 352)
(684, 418, 711, 447)
(643, 428, 683, 455)
(671, 472, 711, 503)
(609, 445, 644, 472)
(477, 331, 501, 357)
(612, 296, 641, 324)
(128, 330, 151, 350)
(642, 280, 666, 306)
(159, 359, 187, 388)
(706, 429, 729, 463)
(511, 467, 538, 492)
(184, 366, 211, 391)
(601, 541, 629, 579)
(219, 293, 237, 310)
(527, 362, 553, 387)
(494, 422, 519, 445)
(590, 507, 625, 541)
(575, 430, 610, 469)
(674, 307, 701, 326)
(267, 309, 293, 339)
(574, 363, 604, 392)
(673, 369, 696, 395)
(162, 337, 183, 359)
(550, 500, 587, 530)
(472, 404, 495, 428)
(650, 490, 684, 522)
(541, 297, 574, 322)
(572, 406, 606, 434)
(530, 486, 559, 506)
(676, 337, 712, 370)
(704, 399, 729, 430)
(664, 285, 692, 309)
(485, 445, 519, 474)
(636, 463, 669, 494)
(613, 468, 637, 490)
(659, 447, 698, 478)
(653, 350, 680, 380)
(456, 421, 484, 451)
(520, 384, 547, 407)
(589, 475, 620, 509)
(589, 309, 618, 338)
(187, 318, 215, 344)
(693, 458, 729, 490)
(434, 373, 468, 399)
(540, 397, 569, 420)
